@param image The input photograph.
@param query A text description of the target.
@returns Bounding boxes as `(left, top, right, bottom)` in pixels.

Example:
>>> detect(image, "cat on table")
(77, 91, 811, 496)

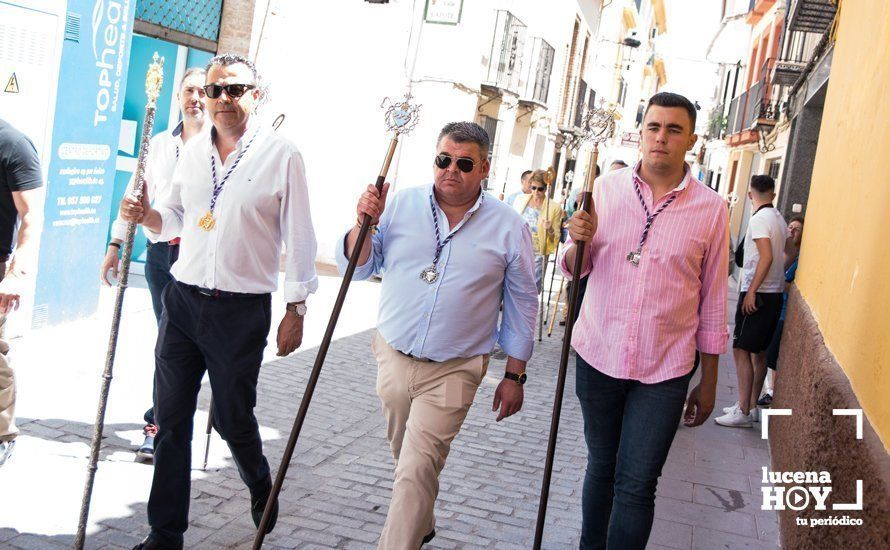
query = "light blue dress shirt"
(336, 185, 538, 362)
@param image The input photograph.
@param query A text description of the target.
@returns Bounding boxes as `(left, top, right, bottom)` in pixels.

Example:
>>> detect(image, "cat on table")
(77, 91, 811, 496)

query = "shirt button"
(423, 313, 429, 320)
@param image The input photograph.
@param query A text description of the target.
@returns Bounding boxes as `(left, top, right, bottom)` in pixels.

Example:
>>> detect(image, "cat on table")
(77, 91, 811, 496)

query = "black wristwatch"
(504, 371, 527, 385)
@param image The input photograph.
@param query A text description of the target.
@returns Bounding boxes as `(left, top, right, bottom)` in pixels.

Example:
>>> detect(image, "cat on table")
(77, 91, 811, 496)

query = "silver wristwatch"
(287, 302, 307, 316)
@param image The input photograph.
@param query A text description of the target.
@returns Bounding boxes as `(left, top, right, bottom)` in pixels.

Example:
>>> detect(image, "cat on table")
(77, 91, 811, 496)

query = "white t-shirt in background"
(741, 206, 788, 293)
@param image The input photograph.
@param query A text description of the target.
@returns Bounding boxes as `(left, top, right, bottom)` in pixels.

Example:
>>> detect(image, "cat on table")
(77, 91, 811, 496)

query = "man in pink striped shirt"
(560, 92, 729, 549)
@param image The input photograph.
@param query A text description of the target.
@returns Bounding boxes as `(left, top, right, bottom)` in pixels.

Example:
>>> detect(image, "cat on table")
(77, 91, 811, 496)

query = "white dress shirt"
(111, 122, 184, 242)
(148, 118, 318, 302)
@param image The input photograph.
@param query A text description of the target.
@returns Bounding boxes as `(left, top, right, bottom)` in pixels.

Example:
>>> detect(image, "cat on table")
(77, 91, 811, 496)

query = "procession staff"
(533, 104, 615, 549)
(101, 66, 207, 462)
(340, 122, 538, 549)
(75, 54, 166, 550)
(121, 53, 318, 550)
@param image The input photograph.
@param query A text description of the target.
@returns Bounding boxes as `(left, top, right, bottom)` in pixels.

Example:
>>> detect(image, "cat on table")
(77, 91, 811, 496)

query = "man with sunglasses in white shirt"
(102, 66, 207, 462)
(338, 121, 538, 549)
(121, 53, 318, 549)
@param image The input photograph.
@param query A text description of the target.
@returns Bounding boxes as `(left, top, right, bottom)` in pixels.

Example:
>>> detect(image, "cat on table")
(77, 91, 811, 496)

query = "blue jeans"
(143, 241, 179, 426)
(575, 355, 693, 550)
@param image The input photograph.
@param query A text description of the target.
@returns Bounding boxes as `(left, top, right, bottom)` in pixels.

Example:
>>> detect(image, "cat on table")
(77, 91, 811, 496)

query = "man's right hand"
(567, 205, 598, 243)
(120, 187, 151, 225)
(356, 182, 390, 226)
(100, 246, 121, 286)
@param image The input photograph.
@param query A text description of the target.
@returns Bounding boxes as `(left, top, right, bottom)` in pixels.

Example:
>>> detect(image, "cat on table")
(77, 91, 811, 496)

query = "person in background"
(504, 169, 533, 205)
(0, 118, 45, 468)
(759, 215, 804, 405)
(513, 170, 563, 292)
(716, 175, 788, 428)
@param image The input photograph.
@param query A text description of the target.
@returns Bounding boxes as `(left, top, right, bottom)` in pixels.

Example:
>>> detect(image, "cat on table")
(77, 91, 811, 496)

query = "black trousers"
(148, 280, 272, 543)
(144, 241, 180, 426)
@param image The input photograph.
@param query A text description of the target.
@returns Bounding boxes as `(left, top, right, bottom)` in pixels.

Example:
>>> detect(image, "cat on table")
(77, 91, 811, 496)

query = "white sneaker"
(722, 401, 740, 414)
(715, 408, 754, 428)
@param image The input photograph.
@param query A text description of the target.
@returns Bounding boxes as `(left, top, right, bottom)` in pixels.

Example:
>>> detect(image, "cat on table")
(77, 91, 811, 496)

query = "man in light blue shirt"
(336, 121, 537, 549)
(505, 169, 533, 206)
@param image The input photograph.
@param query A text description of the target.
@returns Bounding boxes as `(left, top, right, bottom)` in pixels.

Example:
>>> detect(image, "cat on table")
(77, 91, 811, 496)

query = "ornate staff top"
(543, 166, 557, 186)
(579, 102, 620, 147)
(381, 93, 421, 136)
(145, 52, 165, 108)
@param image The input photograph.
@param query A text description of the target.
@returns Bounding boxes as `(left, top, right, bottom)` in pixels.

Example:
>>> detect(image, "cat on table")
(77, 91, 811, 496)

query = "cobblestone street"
(0, 272, 779, 549)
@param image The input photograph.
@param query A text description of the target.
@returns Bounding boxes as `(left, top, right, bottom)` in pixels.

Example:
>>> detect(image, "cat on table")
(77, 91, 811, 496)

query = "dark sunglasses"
(203, 83, 255, 99)
(434, 154, 476, 173)
(531, 185, 546, 191)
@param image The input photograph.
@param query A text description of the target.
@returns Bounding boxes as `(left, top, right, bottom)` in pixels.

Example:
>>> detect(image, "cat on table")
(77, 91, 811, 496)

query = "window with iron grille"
(768, 160, 781, 180)
(573, 79, 588, 128)
(527, 38, 555, 104)
(135, 0, 223, 52)
(479, 115, 500, 190)
(616, 76, 630, 109)
(485, 10, 527, 92)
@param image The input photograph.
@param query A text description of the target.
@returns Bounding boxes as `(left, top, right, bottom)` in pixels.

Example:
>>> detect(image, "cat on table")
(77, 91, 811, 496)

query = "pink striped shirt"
(559, 164, 729, 383)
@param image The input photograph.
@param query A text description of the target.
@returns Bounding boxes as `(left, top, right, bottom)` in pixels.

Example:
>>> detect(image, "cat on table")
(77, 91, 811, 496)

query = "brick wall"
(217, 0, 257, 56)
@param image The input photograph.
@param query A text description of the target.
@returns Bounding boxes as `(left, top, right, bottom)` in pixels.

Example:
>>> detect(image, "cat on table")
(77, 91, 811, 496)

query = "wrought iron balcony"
(522, 37, 555, 106)
(484, 10, 527, 93)
(708, 103, 727, 139)
(772, 58, 806, 87)
(788, 0, 837, 34)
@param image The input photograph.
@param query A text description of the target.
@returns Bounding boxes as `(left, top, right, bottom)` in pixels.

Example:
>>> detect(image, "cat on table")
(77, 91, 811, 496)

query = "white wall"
(252, 0, 602, 262)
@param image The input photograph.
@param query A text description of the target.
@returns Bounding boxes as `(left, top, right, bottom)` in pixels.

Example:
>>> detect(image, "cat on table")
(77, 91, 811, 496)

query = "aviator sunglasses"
(434, 154, 477, 173)
(203, 83, 256, 99)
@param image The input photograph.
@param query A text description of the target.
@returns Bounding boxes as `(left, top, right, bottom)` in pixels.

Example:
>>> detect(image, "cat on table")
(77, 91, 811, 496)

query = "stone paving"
(0, 271, 779, 549)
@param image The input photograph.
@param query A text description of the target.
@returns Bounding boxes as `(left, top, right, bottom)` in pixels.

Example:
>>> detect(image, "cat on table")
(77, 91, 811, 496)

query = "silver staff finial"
(381, 93, 421, 135)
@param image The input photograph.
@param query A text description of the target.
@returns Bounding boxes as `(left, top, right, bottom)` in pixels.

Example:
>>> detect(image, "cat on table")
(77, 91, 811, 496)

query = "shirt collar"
(209, 116, 261, 154)
(632, 161, 692, 194)
(428, 183, 486, 216)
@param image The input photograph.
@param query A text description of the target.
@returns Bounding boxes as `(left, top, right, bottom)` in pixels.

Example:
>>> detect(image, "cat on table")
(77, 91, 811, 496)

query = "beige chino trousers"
(0, 262, 16, 443)
(372, 332, 488, 550)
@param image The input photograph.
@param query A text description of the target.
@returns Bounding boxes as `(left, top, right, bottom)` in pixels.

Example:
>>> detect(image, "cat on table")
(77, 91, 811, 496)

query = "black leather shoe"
(421, 529, 436, 547)
(132, 533, 182, 550)
(251, 489, 279, 535)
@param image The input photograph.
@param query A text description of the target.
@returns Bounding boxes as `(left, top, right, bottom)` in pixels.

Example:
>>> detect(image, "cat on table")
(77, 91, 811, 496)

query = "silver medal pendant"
(420, 266, 439, 284)
(627, 250, 641, 266)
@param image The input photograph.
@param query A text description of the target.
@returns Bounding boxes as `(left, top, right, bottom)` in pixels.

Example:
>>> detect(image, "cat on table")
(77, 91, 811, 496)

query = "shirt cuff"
(110, 218, 127, 242)
(335, 228, 374, 279)
(284, 277, 319, 303)
(498, 328, 533, 362)
(696, 327, 729, 355)
(558, 244, 590, 279)
(145, 208, 179, 243)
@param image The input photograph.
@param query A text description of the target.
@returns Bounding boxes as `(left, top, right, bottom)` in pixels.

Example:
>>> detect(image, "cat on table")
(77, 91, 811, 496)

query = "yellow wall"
(796, 0, 890, 449)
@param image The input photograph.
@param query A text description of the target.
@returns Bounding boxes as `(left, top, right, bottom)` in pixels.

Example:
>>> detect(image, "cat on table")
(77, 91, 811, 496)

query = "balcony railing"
(708, 103, 727, 139)
(788, 0, 837, 34)
(725, 58, 787, 138)
(524, 38, 555, 104)
(485, 10, 527, 93)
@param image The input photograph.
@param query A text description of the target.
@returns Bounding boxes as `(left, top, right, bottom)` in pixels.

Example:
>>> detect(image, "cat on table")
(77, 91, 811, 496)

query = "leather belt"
(397, 350, 433, 362)
(178, 281, 267, 299)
